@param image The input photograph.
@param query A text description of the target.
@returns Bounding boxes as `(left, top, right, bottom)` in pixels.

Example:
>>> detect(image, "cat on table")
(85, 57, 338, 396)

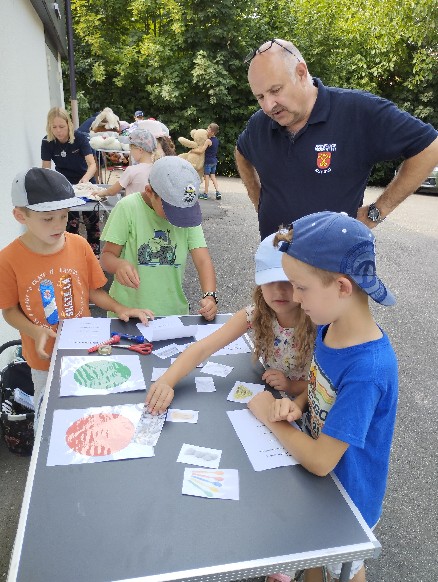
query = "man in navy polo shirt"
(236, 39, 438, 239)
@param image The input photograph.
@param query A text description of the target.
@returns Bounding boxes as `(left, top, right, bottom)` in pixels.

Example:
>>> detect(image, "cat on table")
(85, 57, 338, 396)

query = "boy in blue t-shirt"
(248, 211, 398, 582)
(198, 123, 221, 201)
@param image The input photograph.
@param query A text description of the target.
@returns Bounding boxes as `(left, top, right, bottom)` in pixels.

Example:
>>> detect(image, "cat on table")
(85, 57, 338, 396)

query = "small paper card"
(132, 409, 166, 447)
(151, 367, 168, 381)
(176, 342, 194, 352)
(195, 377, 216, 393)
(227, 381, 265, 404)
(167, 409, 199, 423)
(153, 343, 181, 360)
(177, 443, 222, 468)
(182, 468, 239, 500)
(200, 361, 234, 378)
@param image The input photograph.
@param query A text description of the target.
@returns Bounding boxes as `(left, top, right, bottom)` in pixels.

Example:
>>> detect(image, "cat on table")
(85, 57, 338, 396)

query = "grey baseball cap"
(149, 157, 202, 227)
(11, 168, 86, 211)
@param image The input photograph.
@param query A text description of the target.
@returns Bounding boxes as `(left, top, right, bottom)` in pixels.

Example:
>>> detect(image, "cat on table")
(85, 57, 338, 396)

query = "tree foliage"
(66, 0, 438, 180)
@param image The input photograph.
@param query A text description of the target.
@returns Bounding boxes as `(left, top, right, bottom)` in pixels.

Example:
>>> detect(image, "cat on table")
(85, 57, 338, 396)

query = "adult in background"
(235, 39, 438, 239)
(128, 110, 145, 133)
(41, 107, 100, 255)
(77, 111, 100, 136)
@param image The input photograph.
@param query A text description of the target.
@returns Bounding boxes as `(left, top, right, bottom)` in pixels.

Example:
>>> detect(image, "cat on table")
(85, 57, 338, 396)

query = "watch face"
(368, 205, 380, 221)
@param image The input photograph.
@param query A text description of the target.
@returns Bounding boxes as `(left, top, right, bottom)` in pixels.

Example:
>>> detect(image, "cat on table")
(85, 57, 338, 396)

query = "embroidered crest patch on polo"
(316, 151, 332, 169)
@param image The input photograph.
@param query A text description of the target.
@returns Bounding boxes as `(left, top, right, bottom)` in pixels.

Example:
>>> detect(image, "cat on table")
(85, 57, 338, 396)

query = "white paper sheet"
(227, 409, 299, 471)
(137, 316, 197, 342)
(47, 404, 154, 466)
(59, 355, 145, 397)
(58, 318, 111, 350)
(182, 468, 239, 500)
(194, 324, 251, 356)
(149, 315, 184, 329)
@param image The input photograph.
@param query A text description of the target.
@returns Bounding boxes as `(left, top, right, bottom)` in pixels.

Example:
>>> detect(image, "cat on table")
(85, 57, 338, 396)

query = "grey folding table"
(7, 316, 380, 582)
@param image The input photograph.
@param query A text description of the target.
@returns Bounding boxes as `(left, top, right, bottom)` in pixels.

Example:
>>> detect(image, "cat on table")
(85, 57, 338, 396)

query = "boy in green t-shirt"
(100, 156, 218, 320)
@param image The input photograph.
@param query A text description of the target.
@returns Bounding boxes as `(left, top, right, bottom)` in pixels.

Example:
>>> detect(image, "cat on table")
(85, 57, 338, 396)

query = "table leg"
(339, 561, 352, 581)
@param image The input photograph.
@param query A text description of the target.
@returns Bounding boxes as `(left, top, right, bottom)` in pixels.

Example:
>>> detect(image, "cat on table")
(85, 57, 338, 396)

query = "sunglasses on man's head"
(244, 39, 301, 64)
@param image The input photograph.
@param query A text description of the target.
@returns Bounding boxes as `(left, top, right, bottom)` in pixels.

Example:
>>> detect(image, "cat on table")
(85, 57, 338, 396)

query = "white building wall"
(0, 0, 64, 361)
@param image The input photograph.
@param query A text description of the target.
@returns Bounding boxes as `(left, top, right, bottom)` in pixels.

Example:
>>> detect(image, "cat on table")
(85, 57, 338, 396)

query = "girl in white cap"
(137, 119, 176, 157)
(95, 129, 158, 198)
(146, 232, 315, 415)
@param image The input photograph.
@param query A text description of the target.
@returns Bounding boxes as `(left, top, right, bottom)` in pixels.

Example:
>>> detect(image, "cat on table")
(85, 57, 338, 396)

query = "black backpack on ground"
(0, 340, 34, 456)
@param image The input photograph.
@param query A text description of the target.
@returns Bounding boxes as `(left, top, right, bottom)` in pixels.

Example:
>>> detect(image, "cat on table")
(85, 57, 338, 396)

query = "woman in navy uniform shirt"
(41, 107, 100, 255)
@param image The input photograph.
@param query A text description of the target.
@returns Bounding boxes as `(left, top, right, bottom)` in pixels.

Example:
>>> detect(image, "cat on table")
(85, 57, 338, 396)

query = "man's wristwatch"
(367, 203, 385, 223)
(202, 292, 218, 304)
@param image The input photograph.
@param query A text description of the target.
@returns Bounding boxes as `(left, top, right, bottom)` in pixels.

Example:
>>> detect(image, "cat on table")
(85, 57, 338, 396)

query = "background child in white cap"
(95, 128, 158, 198)
(137, 119, 176, 157)
(100, 156, 217, 321)
(248, 211, 398, 582)
(0, 168, 154, 419)
(146, 232, 315, 415)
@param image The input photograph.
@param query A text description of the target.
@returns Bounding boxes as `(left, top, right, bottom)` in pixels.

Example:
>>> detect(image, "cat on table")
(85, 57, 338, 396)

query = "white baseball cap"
(137, 119, 170, 138)
(255, 233, 289, 285)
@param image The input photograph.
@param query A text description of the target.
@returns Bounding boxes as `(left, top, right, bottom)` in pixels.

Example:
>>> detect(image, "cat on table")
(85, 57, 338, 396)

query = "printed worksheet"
(47, 404, 154, 466)
(227, 409, 299, 471)
(59, 355, 145, 397)
(58, 318, 111, 350)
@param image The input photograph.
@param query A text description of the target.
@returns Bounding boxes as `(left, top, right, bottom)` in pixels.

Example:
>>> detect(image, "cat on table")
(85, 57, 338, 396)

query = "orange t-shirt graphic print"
(0, 233, 106, 370)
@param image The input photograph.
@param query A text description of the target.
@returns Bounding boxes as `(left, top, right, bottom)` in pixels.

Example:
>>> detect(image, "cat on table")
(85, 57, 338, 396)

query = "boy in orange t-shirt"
(0, 167, 154, 416)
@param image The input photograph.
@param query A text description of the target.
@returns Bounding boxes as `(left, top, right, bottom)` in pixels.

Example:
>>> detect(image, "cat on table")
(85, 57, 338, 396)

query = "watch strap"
(202, 291, 218, 304)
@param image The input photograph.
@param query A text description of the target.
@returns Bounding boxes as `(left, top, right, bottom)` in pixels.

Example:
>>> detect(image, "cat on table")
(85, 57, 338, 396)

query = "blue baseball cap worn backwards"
(280, 211, 395, 306)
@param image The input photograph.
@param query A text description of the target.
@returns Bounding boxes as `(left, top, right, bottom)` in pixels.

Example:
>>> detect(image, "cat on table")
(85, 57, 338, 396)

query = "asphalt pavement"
(1, 178, 437, 581)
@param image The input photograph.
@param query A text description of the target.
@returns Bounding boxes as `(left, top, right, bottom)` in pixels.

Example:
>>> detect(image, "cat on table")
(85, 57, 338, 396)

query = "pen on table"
(111, 332, 149, 344)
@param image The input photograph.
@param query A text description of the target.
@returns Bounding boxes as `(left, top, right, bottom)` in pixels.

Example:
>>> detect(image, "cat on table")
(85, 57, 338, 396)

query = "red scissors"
(111, 342, 153, 355)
